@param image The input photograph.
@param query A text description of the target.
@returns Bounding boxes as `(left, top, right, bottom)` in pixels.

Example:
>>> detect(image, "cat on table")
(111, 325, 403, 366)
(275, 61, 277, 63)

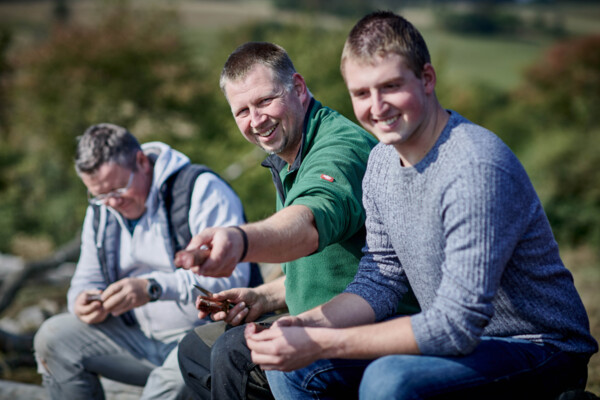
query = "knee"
(34, 314, 73, 358)
(359, 356, 414, 400)
(34, 314, 80, 375)
(177, 331, 197, 366)
(211, 325, 249, 367)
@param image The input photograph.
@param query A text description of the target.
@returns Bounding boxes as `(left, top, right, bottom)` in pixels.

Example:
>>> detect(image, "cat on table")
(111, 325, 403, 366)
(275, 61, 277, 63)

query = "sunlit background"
(0, 0, 598, 393)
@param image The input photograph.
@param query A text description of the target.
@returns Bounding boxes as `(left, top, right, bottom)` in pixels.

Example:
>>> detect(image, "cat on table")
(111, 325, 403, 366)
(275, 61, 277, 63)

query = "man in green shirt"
(175, 41, 402, 399)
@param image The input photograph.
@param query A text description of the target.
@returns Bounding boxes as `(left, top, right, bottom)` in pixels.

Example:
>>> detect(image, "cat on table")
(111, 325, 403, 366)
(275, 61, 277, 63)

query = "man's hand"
(245, 323, 327, 372)
(196, 287, 267, 326)
(175, 227, 244, 277)
(101, 277, 151, 316)
(74, 290, 109, 324)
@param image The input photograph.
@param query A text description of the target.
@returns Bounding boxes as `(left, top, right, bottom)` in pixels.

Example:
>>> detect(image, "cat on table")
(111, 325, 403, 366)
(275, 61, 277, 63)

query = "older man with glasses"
(33, 123, 253, 400)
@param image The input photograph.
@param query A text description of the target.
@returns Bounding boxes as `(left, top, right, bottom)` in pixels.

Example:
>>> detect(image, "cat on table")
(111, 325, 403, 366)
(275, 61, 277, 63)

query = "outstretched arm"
(175, 205, 318, 277)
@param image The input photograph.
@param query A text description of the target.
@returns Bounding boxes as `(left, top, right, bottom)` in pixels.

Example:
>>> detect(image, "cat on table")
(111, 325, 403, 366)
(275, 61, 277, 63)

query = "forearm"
(318, 316, 420, 360)
(254, 276, 287, 313)
(297, 293, 376, 328)
(243, 205, 318, 263)
(176, 205, 319, 278)
(247, 301, 419, 371)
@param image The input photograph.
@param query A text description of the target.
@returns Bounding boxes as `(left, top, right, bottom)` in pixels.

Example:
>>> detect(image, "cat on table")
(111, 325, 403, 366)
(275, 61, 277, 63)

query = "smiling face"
(81, 152, 152, 220)
(224, 64, 309, 165)
(344, 53, 436, 151)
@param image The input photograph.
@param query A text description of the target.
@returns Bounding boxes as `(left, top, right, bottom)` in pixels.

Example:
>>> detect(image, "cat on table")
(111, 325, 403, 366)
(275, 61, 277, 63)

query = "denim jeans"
(34, 313, 192, 400)
(266, 358, 372, 400)
(266, 337, 589, 400)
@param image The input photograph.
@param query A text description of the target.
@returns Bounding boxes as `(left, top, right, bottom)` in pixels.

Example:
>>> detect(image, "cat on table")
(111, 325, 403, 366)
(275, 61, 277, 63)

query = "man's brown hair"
(220, 41, 297, 97)
(341, 11, 431, 79)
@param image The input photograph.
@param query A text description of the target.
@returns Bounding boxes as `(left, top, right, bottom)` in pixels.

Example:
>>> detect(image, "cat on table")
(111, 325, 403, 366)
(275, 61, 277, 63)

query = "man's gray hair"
(219, 42, 297, 97)
(75, 123, 141, 175)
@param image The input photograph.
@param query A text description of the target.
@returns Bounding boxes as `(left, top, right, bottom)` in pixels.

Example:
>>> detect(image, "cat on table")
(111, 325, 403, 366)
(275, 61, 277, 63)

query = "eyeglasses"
(87, 171, 134, 205)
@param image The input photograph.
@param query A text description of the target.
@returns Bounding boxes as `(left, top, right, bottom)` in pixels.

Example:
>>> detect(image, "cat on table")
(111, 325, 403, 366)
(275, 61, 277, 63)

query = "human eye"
(235, 108, 249, 118)
(259, 97, 274, 106)
(350, 89, 368, 99)
(383, 81, 402, 92)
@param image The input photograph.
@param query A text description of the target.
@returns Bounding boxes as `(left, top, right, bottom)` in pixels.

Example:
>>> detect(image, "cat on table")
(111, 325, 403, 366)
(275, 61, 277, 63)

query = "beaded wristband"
(231, 226, 248, 262)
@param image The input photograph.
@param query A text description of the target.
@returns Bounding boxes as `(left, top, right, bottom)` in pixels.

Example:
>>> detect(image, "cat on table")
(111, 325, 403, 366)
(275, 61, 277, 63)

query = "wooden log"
(0, 236, 80, 315)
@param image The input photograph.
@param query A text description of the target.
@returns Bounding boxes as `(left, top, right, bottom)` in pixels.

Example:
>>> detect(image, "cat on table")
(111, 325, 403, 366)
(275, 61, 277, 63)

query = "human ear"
(137, 151, 152, 173)
(292, 73, 308, 99)
(422, 63, 437, 94)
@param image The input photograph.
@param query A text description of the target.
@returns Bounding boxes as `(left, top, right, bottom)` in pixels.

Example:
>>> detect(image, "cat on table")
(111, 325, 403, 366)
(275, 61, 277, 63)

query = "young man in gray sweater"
(245, 11, 598, 399)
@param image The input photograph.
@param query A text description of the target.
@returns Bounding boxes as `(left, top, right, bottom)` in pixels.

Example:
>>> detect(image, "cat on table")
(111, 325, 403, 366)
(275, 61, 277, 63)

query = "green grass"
(424, 31, 551, 90)
(563, 247, 600, 395)
(411, 2, 600, 91)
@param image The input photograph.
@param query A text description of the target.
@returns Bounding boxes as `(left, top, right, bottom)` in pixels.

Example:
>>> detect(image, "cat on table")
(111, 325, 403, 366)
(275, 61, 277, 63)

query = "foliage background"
(0, 0, 598, 392)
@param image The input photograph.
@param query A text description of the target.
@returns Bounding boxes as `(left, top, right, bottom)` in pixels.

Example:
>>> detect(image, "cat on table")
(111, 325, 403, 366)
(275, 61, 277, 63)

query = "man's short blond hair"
(341, 11, 431, 80)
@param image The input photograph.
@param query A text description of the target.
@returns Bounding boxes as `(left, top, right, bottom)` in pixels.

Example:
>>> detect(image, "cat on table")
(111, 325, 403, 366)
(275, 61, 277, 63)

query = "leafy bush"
(435, 6, 522, 36)
(272, 0, 374, 18)
(516, 34, 600, 249)
(1, 5, 224, 252)
(523, 129, 600, 249)
(0, 27, 11, 138)
(519, 34, 600, 131)
(0, 6, 362, 253)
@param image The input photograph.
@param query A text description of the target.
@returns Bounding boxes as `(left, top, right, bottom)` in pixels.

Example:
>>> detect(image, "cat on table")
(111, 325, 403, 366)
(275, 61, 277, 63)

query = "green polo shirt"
(262, 99, 377, 315)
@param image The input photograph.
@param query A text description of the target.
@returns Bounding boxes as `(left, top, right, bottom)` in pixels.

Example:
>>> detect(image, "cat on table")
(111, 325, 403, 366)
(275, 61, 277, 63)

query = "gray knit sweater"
(345, 111, 598, 357)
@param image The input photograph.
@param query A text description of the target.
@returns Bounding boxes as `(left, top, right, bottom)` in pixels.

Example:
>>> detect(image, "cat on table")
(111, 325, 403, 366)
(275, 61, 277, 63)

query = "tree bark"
(0, 236, 80, 315)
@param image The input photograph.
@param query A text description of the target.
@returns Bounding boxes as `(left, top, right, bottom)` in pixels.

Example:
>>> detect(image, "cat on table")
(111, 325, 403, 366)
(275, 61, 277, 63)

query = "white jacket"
(68, 142, 250, 335)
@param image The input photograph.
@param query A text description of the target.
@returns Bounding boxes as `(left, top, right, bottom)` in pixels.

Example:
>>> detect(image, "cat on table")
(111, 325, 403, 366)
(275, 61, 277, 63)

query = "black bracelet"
(231, 226, 248, 262)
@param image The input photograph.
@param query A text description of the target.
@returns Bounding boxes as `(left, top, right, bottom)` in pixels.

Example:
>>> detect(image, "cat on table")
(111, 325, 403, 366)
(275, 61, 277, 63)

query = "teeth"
(381, 116, 399, 125)
(258, 125, 276, 137)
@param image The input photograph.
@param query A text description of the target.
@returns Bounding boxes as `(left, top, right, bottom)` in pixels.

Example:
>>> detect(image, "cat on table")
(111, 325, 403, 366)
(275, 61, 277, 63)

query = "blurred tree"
(520, 34, 600, 132)
(0, 27, 19, 252)
(434, 2, 521, 36)
(1, 7, 361, 253)
(516, 34, 600, 249)
(524, 130, 600, 249)
(53, 0, 70, 24)
(1, 4, 227, 253)
(272, 0, 374, 18)
(0, 27, 11, 140)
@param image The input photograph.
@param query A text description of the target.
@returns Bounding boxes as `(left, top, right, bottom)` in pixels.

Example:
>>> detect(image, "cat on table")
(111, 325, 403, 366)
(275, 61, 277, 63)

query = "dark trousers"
(177, 314, 284, 400)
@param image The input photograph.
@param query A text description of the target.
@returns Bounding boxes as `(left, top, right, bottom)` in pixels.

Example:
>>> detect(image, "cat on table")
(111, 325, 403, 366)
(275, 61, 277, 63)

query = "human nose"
(105, 194, 124, 207)
(371, 91, 388, 116)
(250, 108, 267, 130)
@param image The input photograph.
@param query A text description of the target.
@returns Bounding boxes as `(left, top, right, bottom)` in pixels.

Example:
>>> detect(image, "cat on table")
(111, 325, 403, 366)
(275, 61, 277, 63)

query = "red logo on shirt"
(320, 174, 334, 182)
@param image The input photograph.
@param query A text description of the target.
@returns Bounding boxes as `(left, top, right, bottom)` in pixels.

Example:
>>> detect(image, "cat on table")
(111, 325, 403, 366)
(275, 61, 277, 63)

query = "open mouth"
(375, 115, 399, 126)
(257, 124, 277, 138)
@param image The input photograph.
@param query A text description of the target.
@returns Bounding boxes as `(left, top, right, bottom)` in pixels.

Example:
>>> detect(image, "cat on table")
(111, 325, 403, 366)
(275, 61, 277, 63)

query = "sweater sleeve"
(344, 185, 411, 320)
(411, 161, 534, 355)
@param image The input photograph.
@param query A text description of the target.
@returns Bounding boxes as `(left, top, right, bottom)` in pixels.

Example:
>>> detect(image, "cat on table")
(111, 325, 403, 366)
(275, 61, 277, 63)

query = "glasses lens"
(87, 171, 134, 205)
